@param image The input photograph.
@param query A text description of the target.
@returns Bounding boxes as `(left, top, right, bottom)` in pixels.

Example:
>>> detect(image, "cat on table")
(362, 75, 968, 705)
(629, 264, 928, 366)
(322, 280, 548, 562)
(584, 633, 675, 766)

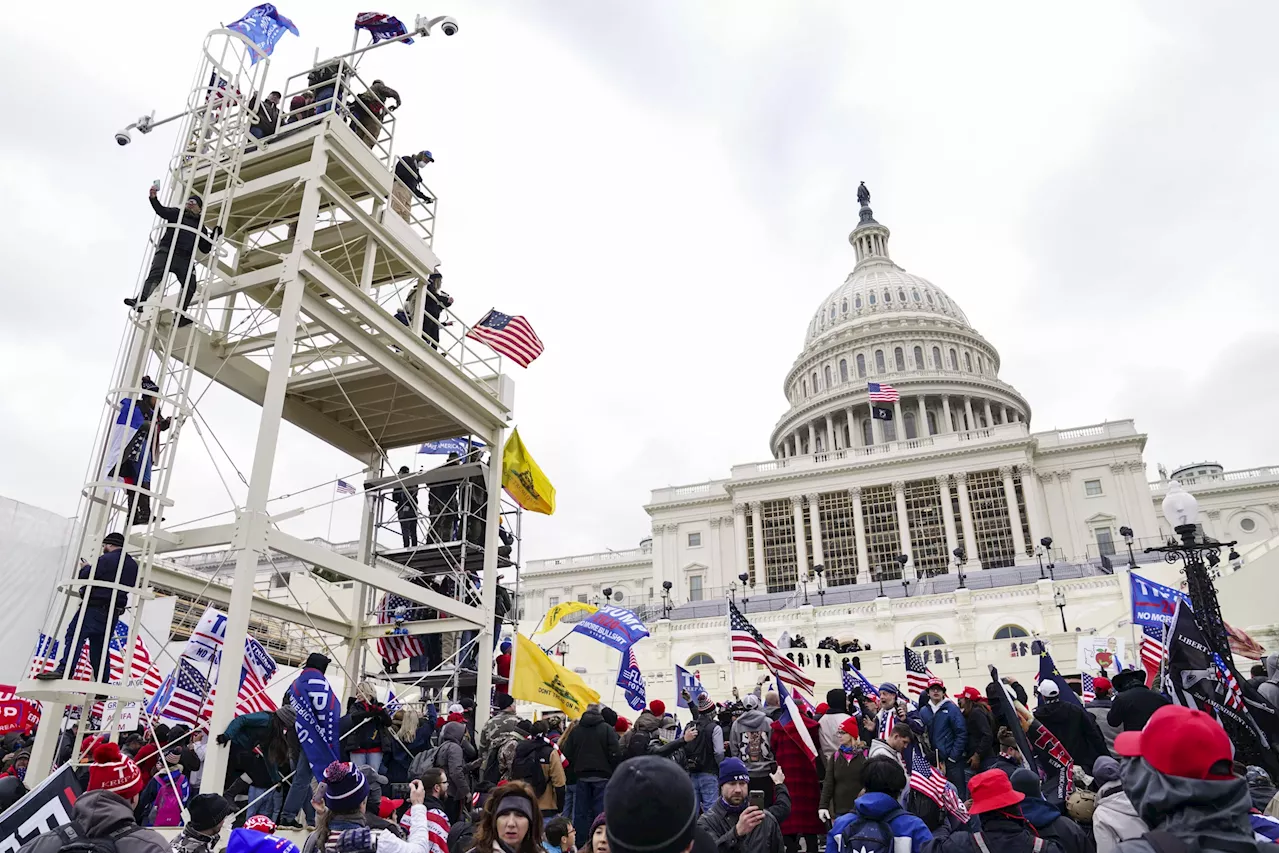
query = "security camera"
(115, 129, 132, 146)
(439, 16, 459, 35)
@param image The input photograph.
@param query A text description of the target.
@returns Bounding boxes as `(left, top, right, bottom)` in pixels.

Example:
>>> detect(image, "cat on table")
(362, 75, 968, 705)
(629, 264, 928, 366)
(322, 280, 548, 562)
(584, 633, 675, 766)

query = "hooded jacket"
(1033, 700, 1109, 773)
(1085, 698, 1121, 756)
(1018, 794, 1090, 853)
(921, 810, 1064, 853)
(623, 710, 662, 759)
(1106, 686, 1169, 733)
(1093, 780, 1148, 853)
(728, 709, 777, 775)
(559, 710, 620, 780)
(436, 722, 471, 807)
(825, 792, 933, 853)
(1259, 654, 1279, 709)
(1113, 757, 1272, 853)
(19, 790, 170, 853)
(819, 747, 866, 816)
(697, 782, 790, 853)
(919, 699, 967, 764)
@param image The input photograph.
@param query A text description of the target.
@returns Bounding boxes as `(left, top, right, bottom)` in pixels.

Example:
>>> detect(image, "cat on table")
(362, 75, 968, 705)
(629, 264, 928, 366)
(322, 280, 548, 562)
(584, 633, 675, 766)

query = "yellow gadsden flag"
(502, 428, 556, 515)
(511, 633, 599, 717)
(535, 601, 598, 635)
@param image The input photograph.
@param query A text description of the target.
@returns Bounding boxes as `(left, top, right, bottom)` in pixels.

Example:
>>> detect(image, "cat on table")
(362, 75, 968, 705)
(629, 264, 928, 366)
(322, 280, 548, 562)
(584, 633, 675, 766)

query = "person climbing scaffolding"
(124, 184, 222, 326)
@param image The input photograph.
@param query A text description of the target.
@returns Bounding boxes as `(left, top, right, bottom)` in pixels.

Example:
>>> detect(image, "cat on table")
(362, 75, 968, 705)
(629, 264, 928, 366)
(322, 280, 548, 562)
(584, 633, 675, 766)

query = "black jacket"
(250, 95, 280, 137)
(1020, 795, 1091, 853)
(392, 484, 420, 519)
(1034, 701, 1109, 773)
(78, 549, 139, 611)
(963, 705, 995, 764)
(395, 156, 432, 202)
(149, 196, 219, 258)
(624, 710, 662, 759)
(560, 710, 620, 779)
(1106, 687, 1170, 733)
(697, 784, 790, 853)
(922, 812, 1066, 853)
(687, 710, 721, 774)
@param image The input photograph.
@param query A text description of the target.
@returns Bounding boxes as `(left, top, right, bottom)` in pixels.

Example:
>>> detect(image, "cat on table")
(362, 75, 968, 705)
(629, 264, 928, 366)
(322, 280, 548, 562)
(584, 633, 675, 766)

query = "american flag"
(466, 309, 545, 368)
(1081, 673, 1095, 704)
(1139, 621, 1166, 687)
(354, 12, 414, 44)
(877, 709, 895, 740)
(108, 622, 163, 696)
(903, 647, 935, 697)
(867, 382, 900, 403)
(27, 634, 60, 679)
(161, 659, 213, 725)
(908, 744, 967, 820)
(377, 593, 426, 663)
(728, 600, 814, 694)
(336, 479, 356, 495)
(843, 663, 878, 698)
(205, 636, 280, 717)
(1212, 652, 1247, 712)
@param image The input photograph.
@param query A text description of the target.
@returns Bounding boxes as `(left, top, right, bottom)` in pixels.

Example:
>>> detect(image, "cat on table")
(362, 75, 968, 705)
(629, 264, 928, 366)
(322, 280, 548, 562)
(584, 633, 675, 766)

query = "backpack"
(409, 745, 441, 779)
(48, 820, 140, 853)
(972, 832, 1043, 853)
(839, 809, 905, 853)
(1141, 831, 1269, 853)
(149, 772, 186, 827)
(509, 741, 550, 797)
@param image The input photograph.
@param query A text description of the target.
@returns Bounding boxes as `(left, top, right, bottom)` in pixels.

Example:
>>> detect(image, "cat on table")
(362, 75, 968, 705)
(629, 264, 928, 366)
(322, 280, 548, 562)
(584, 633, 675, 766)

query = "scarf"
(838, 745, 855, 759)
(721, 798, 747, 817)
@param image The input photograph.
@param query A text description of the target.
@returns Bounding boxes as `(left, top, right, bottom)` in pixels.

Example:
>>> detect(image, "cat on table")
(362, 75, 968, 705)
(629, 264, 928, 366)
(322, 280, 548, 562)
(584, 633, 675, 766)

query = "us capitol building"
(515, 187, 1279, 703)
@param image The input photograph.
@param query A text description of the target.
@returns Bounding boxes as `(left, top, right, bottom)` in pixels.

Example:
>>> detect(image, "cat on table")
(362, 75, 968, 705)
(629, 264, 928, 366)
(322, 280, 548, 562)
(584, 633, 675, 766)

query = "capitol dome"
(771, 184, 1031, 459)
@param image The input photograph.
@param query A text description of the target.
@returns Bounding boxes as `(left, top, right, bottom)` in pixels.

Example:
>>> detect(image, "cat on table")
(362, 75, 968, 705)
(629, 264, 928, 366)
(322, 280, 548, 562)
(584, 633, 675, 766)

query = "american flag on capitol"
(867, 382, 900, 403)
(903, 646, 935, 697)
(466, 310, 545, 368)
(728, 600, 814, 694)
(336, 479, 356, 496)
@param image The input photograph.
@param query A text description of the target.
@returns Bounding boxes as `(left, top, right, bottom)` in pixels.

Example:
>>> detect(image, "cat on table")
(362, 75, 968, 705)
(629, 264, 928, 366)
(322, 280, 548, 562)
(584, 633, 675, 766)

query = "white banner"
(182, 606, 228, 665)
(101, 699, 140, 732)
(1077, 635, 1127, 676)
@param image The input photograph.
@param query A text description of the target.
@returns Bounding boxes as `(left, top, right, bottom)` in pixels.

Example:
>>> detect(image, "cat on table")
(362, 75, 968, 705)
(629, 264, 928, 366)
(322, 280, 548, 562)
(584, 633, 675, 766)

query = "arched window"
(949, 348, 958, 370)
(898, 289, 907, 302)
(884, 419, 896, 441)
(926, 292, 935, 305)
(856, 354, 866, 378)
(904, 411, 917, 440)
(931, 346, 941, 369)
(855, 295, 862, 309)
(841, 299, 848, 314)
(913, 346, 923, 369)
(862, 420, 873, 445)
(830, 304, 837, 321)
(875, 350, 886, 373)
(927, 411, 938, 435)
(912, 632, 946, 647)
(839, 359, 849, 382)
(964, 352, 973, 372)
(869, 292, 877, 305)
(686, 653, 715, 666)
(977, 355, 985, 375)
(824, 365, 832, 388)
(894, 347, 906, 371)
(993, 625, 1029, 640)
(802, 379, 808, 397)
(883, 290, 892, 304)
(912, 289, 921, 302)
(812, 372, 819, 391)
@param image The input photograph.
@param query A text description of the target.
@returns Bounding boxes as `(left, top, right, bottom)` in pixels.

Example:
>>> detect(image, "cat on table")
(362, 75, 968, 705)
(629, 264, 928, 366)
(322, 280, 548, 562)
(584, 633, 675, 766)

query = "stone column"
(942, 395, 954, 433)
(938, 474, 960, 560)
(1127, 461, 1156, 540)
(893, 480, 912, 569)
(807, 493, 825, 569)
(963, 397, 976, 432)
(650, 523, 666, 592)
(917, 396, 929, 436)
(749, 501, 765, 591)
(892, 400, 905, 441)
(1205, 509, 1223, 541)
(733, 504, 749, 587)
(808, 422, 817, 454)
(955, 472, 979, 568)
(872, 404, 885, 445)
(1000, 407, 1009, 425)
(1110, 462, 1137, 535)
(1056, 471, 1080, 560)
(825, 414, 835, 452)
(845, 406, 857, 447)
(850, 487, 870, 584)
(983, 399, 994, 428)
(1001, 465, 1027, 558)
(1019, 464, 1045, 548)
(790, 495, 809, 583)
(709, 515, 723, 578)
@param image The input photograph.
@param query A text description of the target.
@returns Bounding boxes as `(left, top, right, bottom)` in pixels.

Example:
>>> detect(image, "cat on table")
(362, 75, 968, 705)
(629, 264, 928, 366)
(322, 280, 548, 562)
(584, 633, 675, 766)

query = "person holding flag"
(278, 653, 338, 829)
(1032, 679, 1108, 775)
(770, 682, 824, 853)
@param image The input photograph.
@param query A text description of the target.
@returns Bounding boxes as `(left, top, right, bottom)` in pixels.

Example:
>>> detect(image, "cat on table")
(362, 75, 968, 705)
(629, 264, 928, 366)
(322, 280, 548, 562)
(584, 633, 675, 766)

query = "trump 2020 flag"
(502, 429, 556, 515)
(183, 606, 228, 665)
(510, 633, 599, 717)
(570, 605, 650, 654)
(227, 4, 300, 63)
(618, 647, 646, 712)
(288, 666, 341, 779)
(675, 664, 704, 709)
(354, 11, 413, 44)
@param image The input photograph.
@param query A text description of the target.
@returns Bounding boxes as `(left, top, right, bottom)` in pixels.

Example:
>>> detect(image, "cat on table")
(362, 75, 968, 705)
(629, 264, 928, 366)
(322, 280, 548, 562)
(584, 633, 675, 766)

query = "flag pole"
(327, 474, 338, 542)
(726, 590, 737, 694)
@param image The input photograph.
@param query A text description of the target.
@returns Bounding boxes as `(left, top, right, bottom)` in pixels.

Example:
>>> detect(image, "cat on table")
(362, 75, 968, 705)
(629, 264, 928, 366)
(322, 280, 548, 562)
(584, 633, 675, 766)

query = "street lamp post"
(1040, 537, 1055, 579)
(602, 587, 613, 608)
(1119, 526, 1137, 569)
(729, 581, 738, 606)
(814, 564, 826, 605)
(1053, 588, 1067, 632)
(896, 553, 909, 596)
(953, 547, 967, 589)
(801, 567, 811, 606)
(738, 572, 750, 606)
(1035, 546, 1046, 580)
(661, 581, 673, 619)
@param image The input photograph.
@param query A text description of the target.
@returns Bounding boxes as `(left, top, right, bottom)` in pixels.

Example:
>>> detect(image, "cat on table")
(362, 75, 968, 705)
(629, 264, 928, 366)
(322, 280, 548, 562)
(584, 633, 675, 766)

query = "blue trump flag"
(418, 436, 485, 455)
(675, 664, 704, 708)
(354, 12, 413, 45)
(287, 667, 341, 778)
(227, 4, 300, 63)
(570, 605, 650, 653)
(618, 646, 646, 712)
(1036, 650, 1083, 708)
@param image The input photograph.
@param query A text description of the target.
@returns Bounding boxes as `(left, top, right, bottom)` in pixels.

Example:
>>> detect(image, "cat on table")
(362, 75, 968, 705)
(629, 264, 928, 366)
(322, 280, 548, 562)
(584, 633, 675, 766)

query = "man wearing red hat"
(919, 677, 969, 798)
(20, 743, 172, 853)
(954, 687, 995, 773)
(922, 768, 1064, 852)
(1084, 676, 1120, 756)
(1108, 705, 1271, 852)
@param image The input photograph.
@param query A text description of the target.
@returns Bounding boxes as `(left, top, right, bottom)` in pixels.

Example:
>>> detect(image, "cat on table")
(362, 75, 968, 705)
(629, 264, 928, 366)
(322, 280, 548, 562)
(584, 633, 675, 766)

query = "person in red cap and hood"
(20, 743, 171, 853)
(1109, 705, 1272, 852)
(954, 687, 995, 772)
(1084, 676, 1120, 756)
(921, 768, 1064, 852)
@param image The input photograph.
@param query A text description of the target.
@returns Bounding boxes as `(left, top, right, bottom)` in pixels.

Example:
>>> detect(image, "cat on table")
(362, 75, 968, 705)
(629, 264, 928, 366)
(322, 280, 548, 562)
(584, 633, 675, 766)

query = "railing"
(528, 545, 653, 572)
(387, 174, 438, 247)
(649, 481, 731, 504)
(1149, 466, 1280, 492)
(1034, 420, 1138, 448)
(279, 59, 397, 168)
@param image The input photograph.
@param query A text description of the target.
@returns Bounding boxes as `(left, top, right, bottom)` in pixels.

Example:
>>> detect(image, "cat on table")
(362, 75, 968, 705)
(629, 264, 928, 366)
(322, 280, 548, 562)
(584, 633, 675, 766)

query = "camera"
(439, 16, 459, 35)
(115, 129, 132, 146)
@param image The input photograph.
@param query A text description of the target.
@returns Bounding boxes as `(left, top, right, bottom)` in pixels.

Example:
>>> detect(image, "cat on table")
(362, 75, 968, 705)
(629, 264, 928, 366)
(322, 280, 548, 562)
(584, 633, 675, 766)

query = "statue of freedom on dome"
(857, 181, 870, 206)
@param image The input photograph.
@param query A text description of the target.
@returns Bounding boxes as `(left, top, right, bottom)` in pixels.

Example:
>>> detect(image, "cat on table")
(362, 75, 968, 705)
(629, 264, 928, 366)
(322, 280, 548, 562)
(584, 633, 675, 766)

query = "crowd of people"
(7, 651, 1280, 853)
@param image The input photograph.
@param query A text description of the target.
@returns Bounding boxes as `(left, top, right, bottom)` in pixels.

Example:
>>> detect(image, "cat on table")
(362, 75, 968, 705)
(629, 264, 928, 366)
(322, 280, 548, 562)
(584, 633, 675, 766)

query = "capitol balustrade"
(1148, 466, 1279, 492)
(528, 543, 654, 573)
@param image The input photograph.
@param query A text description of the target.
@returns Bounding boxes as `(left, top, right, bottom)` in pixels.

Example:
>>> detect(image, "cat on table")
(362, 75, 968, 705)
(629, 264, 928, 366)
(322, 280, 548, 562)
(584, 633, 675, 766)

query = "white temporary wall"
(0, 497, 76, 683)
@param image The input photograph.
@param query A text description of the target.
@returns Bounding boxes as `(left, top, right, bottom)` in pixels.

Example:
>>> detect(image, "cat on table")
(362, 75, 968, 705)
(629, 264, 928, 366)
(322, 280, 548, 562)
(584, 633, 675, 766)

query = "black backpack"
(839, 809, 904, 853)
(510, 740, 551, 796)
(49, 821, 140, 853)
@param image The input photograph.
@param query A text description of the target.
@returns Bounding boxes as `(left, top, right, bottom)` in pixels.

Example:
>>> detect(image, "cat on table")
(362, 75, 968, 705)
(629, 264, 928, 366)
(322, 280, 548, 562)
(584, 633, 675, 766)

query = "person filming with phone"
(698, 757, 790, 853)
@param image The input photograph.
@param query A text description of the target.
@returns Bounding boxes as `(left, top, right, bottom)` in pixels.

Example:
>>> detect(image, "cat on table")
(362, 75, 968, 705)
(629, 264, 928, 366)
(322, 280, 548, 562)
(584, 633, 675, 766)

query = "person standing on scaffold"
(123, 184, 222, 327)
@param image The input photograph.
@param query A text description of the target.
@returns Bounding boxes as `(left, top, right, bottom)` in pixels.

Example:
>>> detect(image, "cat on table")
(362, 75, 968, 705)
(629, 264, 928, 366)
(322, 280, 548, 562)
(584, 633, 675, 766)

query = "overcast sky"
(0, 1, 1274, 565)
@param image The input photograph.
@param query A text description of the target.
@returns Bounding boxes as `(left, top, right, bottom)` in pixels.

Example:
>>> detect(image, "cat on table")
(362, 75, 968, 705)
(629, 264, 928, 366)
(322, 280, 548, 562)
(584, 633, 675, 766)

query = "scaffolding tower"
(19, 26, 515, 793)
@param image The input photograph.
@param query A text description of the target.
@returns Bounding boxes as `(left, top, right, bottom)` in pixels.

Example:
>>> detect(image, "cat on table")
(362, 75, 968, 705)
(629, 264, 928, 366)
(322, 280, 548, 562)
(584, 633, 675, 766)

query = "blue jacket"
(826, 793, 933, 853)
(918, 700, 967, 764)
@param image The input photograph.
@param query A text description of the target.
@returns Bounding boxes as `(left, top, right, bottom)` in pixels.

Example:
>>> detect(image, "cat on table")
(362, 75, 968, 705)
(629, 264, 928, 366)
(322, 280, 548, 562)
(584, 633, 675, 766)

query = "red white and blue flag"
(617, 646, 647, 712)
(354, 12, 414, 44)
(776, 680, 818, 763)
(466, 310, 545, 368)
(729, 600, 814, 694)
(903, 646, 935, 698)
(1081, 673, 1095, 704)
(377, 593, 425, 663)
(336, 479, 356, 496)
(908, 743, 968, 820)
(1213, 652, 1247, 713)
(27, 633, 60, 679)
(868, 382, 900, 403)
(160, 659, 213, 725)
